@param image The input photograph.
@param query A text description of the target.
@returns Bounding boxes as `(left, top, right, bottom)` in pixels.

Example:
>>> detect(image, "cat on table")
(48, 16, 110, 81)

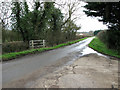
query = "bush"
(2, 30, 23, 43)
(2, 41, 29, 54)
(97, 30, 107, 43)
(76, 35, 89, 40)
(106, 30, 120, 50)
(97, 29, 120, 53)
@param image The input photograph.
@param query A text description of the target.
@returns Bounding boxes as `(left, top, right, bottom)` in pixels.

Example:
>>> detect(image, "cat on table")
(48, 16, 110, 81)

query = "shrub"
(97, 29, 120, 53)
(2, 41, 29, 54)
(106, 30, 120, 51)
(97, 30, 107, 43)
(2, 30, 22, 43)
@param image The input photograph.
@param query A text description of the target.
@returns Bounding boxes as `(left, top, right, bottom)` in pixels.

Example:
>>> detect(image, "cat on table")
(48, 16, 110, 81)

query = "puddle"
(82, 46, 107, 57)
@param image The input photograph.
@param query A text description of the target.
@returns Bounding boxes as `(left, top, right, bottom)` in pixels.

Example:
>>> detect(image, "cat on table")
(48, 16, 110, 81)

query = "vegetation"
(84, 2, 120, 53)
(10, 2, 80, 46)
(94, 30, 102, 36)
(89, 37, 120, 58)
(1, 1, 82, 55)
(2, 41, 29, 54)
(1, 37, 88, 61)
(2, 29, 22, 43)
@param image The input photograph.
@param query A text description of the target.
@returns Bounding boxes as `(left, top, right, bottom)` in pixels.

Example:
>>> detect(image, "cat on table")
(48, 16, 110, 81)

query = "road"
(3, 37, 102, 88)
(31, 54, 118, 88)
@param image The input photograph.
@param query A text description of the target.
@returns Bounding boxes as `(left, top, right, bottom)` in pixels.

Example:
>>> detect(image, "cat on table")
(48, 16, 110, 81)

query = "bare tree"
(0, 2, 11, 30)
(55, 0, 82, 27)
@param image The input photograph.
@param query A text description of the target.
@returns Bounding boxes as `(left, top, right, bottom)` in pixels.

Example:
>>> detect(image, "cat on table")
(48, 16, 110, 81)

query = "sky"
(76, 2, 108, 32)
(55, 1, 108, 32)
(77, 14, 108, 32)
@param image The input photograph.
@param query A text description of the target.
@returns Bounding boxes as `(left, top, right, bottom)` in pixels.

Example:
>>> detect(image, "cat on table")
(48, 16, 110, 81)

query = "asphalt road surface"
(3, 37, 97, 88)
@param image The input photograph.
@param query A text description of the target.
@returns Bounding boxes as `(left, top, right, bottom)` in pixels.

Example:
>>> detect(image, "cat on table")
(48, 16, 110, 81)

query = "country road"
(2, 37, 112, 88)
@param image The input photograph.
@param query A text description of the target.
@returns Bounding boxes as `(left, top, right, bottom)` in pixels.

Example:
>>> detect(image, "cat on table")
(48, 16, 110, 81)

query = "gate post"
(43, 40, 45, 47)
(31, 40, 34, 48)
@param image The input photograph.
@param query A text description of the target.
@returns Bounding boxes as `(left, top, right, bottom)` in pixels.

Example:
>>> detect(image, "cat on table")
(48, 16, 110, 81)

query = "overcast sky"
(77, 13, 108, 32)
(76, 1, 108, 32)
(55, 1, 108, 32)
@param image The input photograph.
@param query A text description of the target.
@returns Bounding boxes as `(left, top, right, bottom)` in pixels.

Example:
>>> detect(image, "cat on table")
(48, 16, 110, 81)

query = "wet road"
(3, 37, 98, 87)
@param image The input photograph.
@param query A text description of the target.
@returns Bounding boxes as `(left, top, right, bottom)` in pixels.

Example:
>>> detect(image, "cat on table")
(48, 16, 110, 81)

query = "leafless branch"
(55, 0, 81, 27)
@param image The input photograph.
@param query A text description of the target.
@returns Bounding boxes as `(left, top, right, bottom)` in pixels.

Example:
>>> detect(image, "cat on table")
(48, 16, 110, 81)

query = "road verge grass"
(88, 37, 120, 58)
(1, 37, 88, 61)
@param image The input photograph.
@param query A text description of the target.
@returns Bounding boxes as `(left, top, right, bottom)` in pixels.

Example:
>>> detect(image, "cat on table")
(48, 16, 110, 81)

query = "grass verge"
(1, 37, 88, 61)
(88, 37, 120, 58)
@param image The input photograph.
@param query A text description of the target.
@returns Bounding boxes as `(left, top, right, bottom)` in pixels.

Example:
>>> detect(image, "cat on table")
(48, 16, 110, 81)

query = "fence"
(29, 40, 45, 48)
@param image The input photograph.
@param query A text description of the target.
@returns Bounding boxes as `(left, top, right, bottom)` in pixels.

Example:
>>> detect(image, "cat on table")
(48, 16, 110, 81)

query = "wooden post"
(32, 40, 34, 48)
(43, 40, 45, 47)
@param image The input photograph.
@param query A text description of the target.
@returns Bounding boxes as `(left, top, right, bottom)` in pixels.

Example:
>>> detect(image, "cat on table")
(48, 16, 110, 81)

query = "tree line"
(1, 1, 81, 46)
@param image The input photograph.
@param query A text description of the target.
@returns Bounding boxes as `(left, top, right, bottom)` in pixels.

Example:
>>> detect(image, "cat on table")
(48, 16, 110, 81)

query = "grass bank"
(1, 37, 88, 61)
(88, 37, 120, 58)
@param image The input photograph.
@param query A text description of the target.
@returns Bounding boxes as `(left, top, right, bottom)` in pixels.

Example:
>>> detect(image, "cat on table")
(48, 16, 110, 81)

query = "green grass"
(1, 37, 88, 61)
(88, 37, 120, 58)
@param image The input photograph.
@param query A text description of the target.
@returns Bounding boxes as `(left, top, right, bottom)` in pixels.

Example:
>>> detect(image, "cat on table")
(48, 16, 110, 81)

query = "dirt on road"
(31, 54, 118, 88)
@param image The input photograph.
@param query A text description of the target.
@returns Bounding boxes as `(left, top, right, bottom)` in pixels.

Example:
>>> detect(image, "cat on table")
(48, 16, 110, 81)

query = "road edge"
(1, 37, 89, 61)
(88, 37, 120, 59)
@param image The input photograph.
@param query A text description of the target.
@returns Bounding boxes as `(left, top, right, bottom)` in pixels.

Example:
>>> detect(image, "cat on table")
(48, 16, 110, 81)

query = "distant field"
(89, 37, 120, 58)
